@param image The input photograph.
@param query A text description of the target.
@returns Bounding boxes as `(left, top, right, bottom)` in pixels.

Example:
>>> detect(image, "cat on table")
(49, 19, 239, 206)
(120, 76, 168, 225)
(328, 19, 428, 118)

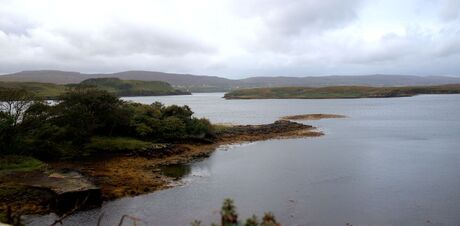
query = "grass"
(0, 155, 46, 174)
(84, 137, 154, 153)
(224, 84, 460, 99)
(0, 81, 67, 99)
(212, 123, 234, 133)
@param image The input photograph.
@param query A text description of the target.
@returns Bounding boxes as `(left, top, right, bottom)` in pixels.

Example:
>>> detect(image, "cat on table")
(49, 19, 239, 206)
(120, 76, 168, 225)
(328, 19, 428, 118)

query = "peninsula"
(0, 87, 323, 220)
(224, 84, 460, 99)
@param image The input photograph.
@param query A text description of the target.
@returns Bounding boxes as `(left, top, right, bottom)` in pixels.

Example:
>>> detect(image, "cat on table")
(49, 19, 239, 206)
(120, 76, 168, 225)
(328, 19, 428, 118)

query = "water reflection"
(159, 164, 192, 180)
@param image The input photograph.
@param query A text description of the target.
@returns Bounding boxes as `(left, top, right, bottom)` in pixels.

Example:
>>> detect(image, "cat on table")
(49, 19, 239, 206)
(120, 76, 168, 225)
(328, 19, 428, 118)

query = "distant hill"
(0, 78, 189, 99)
(0, 81, 67, 99)
(237, 75, 460, 87)
(224, 84, 460, 99)
(1, 70, 460, 92)
(0, 70, 236, 92)
(78, 78, 190, 96)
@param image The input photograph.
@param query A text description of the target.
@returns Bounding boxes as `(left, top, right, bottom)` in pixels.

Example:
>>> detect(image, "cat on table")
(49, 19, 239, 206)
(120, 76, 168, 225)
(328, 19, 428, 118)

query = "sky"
(0, 0, 459, 78)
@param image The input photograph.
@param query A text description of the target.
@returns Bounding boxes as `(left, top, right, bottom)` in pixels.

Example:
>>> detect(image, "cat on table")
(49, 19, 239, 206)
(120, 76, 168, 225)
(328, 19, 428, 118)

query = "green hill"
(224, 84, 460, 99)
(78, 78, 190, 96)
(0, 81, 67, 99)
(0, 78, 190, 99)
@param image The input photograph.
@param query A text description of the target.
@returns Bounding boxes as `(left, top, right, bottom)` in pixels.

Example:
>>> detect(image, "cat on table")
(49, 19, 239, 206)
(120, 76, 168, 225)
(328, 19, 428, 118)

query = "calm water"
(27, 93, 460, 226)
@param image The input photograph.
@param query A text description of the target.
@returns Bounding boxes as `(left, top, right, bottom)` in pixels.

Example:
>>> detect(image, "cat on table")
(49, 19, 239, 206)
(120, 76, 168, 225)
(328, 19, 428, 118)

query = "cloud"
(0, 0, 459, 76)
(232, 0, 363, 35)
(438, 0, 460, 21)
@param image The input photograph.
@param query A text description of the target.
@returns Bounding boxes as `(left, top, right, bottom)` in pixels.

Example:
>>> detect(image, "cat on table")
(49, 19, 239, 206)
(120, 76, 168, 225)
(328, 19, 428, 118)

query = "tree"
(54, 88, 128, 145)
(0, 89, 38, 154)
(0, 89, 37, 127)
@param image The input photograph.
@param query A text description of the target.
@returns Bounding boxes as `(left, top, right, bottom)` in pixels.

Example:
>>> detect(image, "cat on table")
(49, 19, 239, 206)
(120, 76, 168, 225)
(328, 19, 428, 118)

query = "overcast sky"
(0, 0, 459, 78)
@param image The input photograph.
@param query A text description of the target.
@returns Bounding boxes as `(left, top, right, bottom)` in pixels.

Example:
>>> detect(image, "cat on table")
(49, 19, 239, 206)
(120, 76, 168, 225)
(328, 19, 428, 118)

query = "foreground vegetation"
(191, 199, 280, 226)
(224, 84, 460, 99)
(0, 77, 189, 99)
(0, 87, 212, 159)
(0, 87, 215, 222)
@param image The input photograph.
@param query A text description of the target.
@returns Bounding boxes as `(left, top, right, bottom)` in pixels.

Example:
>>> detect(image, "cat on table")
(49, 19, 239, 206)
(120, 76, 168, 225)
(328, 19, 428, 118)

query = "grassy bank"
(224, 84, 460, 99)
(0, 155, 46, 174)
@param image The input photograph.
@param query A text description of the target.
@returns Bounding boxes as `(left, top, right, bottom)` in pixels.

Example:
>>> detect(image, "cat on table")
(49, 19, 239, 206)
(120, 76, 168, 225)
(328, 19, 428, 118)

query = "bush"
(191, 199, 281, 226)
(84, 137, 153, 153)
(0, 155, 46, 173)
(128, 102, 215, 142)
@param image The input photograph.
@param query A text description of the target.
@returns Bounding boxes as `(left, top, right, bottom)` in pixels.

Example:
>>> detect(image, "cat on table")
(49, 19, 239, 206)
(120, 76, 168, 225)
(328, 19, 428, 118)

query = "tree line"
(0, 87, 214, 159)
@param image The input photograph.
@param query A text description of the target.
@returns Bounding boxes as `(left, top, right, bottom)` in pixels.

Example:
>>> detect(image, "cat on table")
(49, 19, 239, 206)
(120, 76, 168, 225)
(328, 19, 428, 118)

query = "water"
(27, 93, 460, 226)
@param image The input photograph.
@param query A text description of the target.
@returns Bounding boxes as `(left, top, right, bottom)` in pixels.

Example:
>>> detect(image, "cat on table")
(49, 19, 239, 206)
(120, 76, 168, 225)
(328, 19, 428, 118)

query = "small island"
(0, 87, 323, 221)
(223, 84, 460, 99)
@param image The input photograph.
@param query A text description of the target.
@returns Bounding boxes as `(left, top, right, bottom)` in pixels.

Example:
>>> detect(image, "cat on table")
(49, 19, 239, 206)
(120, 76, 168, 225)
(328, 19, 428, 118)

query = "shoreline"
(1, 120, 323, 217)
(280, 114, 347, 121)
(223, 84, 460, 100)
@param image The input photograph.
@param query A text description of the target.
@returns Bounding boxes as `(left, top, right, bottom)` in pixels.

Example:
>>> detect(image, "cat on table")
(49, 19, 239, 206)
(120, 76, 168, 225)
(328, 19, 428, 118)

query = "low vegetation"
(224, 84, 460, 99)
(191, 199, 280, 226)
(84, 137, 154, 154)
(280, 114, 346, 120)
(0, 77, 189, 99)
(0, 155, 46, 174)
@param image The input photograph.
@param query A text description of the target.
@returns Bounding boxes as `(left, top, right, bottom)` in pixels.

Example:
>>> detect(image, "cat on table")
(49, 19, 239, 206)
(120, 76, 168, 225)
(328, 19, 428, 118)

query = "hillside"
(1, 70, 460, 92)
(0, 81, 67, 99)
(78, 78, 190, 96)
(0, 70, 236, 92)
(0, 78, 189, 98)
(223, 84, 460, 99)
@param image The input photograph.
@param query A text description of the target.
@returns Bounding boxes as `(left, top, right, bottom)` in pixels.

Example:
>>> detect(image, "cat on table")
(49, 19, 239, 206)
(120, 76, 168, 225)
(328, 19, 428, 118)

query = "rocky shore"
(1, 120, 322, 218)
(280, 114, 347, 121)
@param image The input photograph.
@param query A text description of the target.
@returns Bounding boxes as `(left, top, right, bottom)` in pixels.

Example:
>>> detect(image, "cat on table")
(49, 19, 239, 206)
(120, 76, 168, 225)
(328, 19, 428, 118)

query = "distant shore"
(223, 84, 460, 99)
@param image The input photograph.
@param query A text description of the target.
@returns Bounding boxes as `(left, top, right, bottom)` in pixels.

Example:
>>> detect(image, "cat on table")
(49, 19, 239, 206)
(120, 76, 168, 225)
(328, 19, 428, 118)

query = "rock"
(28, 170, 102, 215)
(217, 120, 314, 139)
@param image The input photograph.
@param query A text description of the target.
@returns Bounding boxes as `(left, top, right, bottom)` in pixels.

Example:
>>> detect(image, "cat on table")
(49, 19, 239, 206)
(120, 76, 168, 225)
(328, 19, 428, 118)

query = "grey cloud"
(434, 24, 460, 57)
(0, 2, 33, 35)
(233, 0, 363, 35)
(0, 0, 459, 77)
(0, 19, 217, 73)
(265, 0, 363, 35)
(437, 39, 460, 57)
(344, 32, 420, 64)
(438, 0, 460, 21)
(44, 22, 216, 58)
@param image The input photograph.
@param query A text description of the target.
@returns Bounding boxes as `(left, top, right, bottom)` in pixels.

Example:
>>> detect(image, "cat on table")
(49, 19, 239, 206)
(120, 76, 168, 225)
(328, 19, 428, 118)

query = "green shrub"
(191, 199, 281, 226)
(0, 155, 46, 174)
(84, 137, 153, 153)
